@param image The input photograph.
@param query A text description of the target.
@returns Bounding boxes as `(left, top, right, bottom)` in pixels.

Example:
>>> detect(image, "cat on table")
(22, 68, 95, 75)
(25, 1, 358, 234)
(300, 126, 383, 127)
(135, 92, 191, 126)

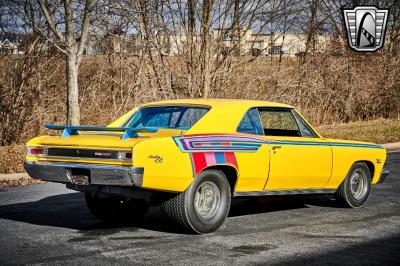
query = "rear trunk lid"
(31, 128, 184, 148)
(27, 128, 184, 165)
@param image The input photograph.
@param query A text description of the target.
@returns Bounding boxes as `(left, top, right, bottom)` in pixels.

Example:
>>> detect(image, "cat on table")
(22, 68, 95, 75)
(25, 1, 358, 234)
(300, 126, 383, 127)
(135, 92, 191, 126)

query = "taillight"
(27, 147, 48, 156)
(118, 151, 132, 161)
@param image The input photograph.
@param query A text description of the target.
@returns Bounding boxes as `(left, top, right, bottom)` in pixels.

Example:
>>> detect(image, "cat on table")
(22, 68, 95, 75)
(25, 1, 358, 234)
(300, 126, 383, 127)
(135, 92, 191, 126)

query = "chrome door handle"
(272, 146, 282, 150)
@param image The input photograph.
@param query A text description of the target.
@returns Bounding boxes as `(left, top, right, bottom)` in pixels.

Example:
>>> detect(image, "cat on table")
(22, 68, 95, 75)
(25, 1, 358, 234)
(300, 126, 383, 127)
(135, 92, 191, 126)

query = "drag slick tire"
(85, 192, 149, 224)
(335, 162, 371, 208)
(161, 170, 231, 234)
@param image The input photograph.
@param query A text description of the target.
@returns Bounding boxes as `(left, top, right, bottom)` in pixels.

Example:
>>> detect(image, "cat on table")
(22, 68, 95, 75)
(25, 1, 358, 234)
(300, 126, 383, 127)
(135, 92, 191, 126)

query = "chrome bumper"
(24, 161, 144, 187)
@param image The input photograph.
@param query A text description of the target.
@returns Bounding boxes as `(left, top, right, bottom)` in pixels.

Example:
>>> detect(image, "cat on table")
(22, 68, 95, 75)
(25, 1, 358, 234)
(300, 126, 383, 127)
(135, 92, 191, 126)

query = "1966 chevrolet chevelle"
(24, 99, 389, 233)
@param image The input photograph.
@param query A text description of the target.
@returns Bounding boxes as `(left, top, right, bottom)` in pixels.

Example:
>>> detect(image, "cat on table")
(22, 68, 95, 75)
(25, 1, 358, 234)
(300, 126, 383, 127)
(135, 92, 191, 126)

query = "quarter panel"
(327, 146, 386, 188)
(133, 137, 194, 192)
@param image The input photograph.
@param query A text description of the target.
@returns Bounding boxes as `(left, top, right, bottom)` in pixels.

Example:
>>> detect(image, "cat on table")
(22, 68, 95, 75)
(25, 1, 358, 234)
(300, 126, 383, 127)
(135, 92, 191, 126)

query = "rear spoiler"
(45, 123, 157, 140)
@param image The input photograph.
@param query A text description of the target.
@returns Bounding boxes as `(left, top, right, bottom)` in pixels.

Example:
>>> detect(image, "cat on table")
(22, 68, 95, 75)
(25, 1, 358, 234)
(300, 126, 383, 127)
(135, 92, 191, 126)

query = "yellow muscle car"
(24, 99, 389, 233)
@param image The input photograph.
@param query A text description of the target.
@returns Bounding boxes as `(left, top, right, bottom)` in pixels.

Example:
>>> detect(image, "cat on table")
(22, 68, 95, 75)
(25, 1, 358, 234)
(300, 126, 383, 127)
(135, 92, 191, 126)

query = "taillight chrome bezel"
(117, 151, 133, 161)
(27, 146, 48, 157)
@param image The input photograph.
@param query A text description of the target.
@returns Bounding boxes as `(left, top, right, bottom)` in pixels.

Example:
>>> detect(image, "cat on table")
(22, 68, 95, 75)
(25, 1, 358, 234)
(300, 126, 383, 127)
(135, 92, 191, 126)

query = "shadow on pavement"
(229, 193, 345, 217)
(274, 233, 400, 265)
(0, 192, 179, 233)
(0, 191, 340, 233)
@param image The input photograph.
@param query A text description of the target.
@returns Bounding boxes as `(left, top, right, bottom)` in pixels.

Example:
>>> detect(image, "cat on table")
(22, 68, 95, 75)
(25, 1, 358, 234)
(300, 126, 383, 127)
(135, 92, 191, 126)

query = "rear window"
(124, 106, 209, 130)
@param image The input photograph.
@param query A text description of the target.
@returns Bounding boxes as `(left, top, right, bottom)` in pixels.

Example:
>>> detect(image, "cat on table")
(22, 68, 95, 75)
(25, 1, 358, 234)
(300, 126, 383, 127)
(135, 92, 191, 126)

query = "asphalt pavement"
(0, 152, 399, 265)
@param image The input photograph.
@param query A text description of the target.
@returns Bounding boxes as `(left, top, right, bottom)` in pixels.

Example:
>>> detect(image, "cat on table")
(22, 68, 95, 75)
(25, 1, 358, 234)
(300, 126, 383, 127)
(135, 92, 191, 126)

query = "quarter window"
(237, 108, 264, 135)
(293, 111, 316, 137)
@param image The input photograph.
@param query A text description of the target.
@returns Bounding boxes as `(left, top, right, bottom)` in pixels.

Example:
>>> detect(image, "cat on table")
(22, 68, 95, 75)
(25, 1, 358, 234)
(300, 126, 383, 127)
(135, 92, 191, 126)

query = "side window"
(258, 108, 301, 137)
(293, 112, 316, 138)
(237, 108, 263, 135)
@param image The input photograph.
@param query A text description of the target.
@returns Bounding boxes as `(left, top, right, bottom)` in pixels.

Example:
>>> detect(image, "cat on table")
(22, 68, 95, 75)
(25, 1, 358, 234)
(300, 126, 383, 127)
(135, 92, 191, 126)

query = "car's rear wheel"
(335, 162, 371, 208)
(85, 192, 149, 223)
(161, 170, 231, 234)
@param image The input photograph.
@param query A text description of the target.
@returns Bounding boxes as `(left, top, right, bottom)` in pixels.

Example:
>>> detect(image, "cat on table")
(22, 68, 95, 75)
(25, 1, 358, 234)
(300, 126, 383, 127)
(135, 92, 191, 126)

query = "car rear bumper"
(377, 168, 390, 184)
(24, 161, 144, 187)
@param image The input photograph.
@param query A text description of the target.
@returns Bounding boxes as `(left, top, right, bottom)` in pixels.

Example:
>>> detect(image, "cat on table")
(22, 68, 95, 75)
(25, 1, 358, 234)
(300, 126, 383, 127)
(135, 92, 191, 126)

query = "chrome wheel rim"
(350, 169, 367, 200)
(194, 181, 221, 219)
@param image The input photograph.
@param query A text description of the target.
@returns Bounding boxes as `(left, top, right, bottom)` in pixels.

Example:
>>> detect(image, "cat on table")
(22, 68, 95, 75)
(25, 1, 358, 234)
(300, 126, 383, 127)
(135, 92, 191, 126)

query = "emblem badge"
(343, 6, 389, 52)
(148, 154, 163, 163)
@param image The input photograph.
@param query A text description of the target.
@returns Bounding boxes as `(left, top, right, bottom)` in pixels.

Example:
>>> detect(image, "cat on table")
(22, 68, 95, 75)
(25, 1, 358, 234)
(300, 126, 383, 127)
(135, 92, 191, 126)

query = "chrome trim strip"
(45, 146, 131, 151)
(43, 155, 132, 162)
(233, 188, 336, 197)
(28, 161, 130, 169)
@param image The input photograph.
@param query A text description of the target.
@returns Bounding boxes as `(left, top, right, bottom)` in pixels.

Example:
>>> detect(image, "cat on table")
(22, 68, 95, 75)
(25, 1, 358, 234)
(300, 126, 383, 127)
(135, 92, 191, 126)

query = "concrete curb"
(1, 142, 399, 181)
(381, 142, 400, 153)
(0, 172, 30, 181)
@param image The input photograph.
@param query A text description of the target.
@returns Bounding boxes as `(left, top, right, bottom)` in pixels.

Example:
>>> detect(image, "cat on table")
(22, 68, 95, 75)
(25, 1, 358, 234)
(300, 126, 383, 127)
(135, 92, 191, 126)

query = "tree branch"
(77, 0, 96, 63)
(33, 25, 68, 55)
(38, 0, 65, 43)
(64, 0, 74, 50)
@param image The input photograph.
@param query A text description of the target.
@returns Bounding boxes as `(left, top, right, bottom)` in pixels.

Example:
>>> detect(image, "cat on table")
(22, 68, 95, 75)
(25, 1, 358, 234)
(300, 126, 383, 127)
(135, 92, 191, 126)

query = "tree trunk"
(232, 0, 240, 54)
(200, 0, 214, 98)
(304, 0, 320, 58)
(187, 0, 195, 96)
(66, 54, 80, 125)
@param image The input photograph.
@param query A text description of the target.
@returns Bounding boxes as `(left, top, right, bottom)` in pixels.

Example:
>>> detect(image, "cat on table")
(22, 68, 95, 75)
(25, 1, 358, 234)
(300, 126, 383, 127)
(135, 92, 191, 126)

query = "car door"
(257, 108, 333, 190)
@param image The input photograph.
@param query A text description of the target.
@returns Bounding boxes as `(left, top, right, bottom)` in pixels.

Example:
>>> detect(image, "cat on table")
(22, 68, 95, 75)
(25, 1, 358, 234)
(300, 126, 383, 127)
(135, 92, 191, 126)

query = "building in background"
(0, 29, 333, 56)
(0, 38, 21, 55)
(212, 28, 331, 56)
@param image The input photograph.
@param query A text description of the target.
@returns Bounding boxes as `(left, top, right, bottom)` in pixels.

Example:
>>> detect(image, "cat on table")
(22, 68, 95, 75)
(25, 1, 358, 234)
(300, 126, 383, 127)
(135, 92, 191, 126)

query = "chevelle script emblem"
(148, 154, 163, 163)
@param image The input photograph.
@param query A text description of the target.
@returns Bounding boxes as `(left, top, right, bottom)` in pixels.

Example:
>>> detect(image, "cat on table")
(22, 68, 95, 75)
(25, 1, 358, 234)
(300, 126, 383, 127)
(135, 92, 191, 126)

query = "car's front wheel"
(161, 170, 231, 234)
(335, 162, 371, 208)
(85, 192, 149, 223)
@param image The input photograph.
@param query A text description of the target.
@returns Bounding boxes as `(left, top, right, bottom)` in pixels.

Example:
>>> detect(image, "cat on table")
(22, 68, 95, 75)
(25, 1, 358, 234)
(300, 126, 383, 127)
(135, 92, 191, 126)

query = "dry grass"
(1, 54, 399, 145)
(0, 144, 25, 174)
(0, 178, 45, 188)
(317, 118, 400, 144)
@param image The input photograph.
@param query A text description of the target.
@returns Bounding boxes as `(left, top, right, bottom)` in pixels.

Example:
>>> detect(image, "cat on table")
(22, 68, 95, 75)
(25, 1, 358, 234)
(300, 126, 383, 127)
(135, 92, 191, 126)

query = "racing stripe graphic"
(174, 133, 383, 176)
(173, 134, 383, 152)
(174, 135, 265, 153)
(191, 151, 238, 175)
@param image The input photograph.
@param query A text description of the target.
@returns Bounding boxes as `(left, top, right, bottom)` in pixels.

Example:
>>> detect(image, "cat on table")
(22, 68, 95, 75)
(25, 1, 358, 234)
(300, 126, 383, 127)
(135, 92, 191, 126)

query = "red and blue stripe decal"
(191, 152, 238, 175)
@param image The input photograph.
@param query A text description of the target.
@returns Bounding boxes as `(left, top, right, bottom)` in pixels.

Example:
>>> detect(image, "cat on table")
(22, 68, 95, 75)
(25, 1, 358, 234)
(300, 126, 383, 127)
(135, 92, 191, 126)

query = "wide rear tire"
(161, 170, 231, 234)
(335, 162, 371, 208)
(85, 192, 149, 224)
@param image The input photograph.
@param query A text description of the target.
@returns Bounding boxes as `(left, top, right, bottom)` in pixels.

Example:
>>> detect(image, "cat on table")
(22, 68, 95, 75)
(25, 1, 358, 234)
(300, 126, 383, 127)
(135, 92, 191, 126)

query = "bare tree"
(199, 0, 214, 98)
(30, 0, 97, 125)
(304, 0, 320, 57)
(187, 0, 195, 93)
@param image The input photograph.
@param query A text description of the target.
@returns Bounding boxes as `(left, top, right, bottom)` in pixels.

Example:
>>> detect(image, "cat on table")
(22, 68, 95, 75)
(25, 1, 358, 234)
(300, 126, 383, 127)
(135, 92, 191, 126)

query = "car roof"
(140, 99, 293, 109)
(137, 99, 294, 134)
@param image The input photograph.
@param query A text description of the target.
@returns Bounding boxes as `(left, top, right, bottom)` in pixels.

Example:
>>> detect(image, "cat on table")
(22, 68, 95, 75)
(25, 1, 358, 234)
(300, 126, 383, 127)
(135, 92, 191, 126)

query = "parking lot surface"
(0, 152, 399, 265)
